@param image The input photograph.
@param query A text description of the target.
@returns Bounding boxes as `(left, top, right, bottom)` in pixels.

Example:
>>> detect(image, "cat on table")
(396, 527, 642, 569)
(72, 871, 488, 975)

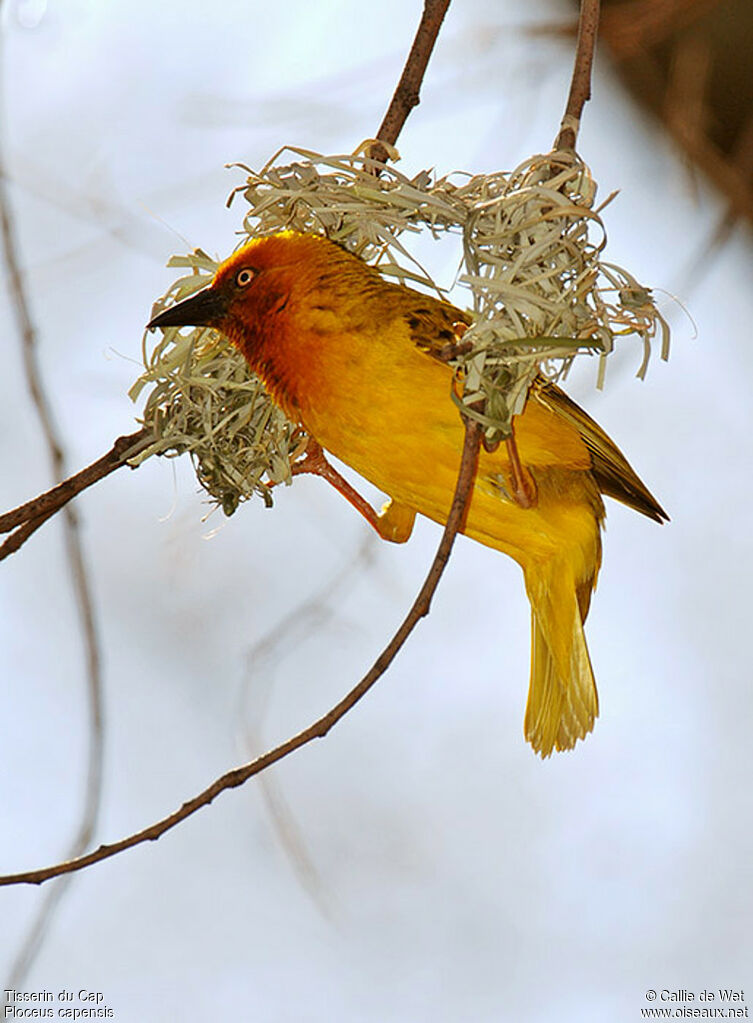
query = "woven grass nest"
(130, 144, 669, 515)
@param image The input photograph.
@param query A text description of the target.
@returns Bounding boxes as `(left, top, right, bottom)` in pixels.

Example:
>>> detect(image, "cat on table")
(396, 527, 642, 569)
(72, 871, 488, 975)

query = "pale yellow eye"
(235, 268, 255, 287)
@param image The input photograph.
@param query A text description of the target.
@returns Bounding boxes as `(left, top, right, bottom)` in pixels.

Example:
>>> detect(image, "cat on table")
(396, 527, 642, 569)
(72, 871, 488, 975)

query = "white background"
(1, 1, 751, 1020)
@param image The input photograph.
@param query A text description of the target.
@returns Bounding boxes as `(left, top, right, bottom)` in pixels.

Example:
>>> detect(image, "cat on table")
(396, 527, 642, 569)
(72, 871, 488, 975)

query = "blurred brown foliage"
(599, 0, 753, 224)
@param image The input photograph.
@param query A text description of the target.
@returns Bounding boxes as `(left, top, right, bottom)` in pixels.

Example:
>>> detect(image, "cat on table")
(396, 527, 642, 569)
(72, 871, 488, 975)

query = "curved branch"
(0, 418, 482, 888)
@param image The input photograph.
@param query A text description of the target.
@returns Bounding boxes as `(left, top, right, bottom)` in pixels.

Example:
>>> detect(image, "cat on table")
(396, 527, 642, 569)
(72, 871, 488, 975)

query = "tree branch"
(0, 428, 151, 548)
(0, 418, 481, 887)
(368, 0, 452, 163)
(555, 0, 601, 150)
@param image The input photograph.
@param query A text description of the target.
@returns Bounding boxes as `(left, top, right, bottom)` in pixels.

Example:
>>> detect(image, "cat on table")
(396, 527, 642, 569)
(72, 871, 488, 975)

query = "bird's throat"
(231, 304, 321, 424)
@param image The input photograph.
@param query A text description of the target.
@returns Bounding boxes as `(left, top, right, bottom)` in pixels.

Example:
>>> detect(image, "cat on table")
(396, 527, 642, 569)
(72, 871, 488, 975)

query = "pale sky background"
(1, 1, 751, 1021)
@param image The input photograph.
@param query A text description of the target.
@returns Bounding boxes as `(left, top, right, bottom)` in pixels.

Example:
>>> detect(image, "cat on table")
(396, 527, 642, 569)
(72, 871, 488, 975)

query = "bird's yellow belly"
(294, 336, 600, 570)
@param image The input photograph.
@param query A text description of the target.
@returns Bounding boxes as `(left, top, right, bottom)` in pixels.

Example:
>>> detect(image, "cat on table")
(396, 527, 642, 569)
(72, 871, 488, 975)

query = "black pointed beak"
(147, 285, 228, 330)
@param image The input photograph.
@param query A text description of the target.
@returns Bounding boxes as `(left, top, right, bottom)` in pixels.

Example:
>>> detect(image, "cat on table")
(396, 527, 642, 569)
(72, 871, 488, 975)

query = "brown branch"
(0, 427, 151, 538)
(0, 505, 58, 561)
(0, 417, 482, 887)
(555, 0, 601, 150)
(368, 0, 452, 163)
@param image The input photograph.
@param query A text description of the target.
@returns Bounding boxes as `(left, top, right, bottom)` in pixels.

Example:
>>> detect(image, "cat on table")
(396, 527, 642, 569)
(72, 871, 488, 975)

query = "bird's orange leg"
(505, 424, 538, 509)
(290, 439, 415, 543)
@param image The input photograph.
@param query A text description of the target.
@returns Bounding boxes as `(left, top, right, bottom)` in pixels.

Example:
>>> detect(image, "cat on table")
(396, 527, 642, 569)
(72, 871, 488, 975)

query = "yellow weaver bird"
(149, 231, 667, 757)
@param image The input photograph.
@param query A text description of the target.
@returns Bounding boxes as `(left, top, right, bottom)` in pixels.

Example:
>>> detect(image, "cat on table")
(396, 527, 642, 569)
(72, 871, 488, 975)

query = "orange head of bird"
(146, 231, 390, 417)
(149, 233, 309, 341)
(146, 231, 370, 351)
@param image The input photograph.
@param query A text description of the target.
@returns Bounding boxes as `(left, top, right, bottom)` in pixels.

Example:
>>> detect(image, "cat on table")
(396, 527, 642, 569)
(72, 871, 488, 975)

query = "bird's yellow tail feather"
(523, 563, 599, 757)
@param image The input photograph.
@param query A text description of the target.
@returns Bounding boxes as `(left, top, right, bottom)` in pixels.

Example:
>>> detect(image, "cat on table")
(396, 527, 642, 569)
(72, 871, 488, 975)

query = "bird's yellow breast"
(257, 300, 601, 570)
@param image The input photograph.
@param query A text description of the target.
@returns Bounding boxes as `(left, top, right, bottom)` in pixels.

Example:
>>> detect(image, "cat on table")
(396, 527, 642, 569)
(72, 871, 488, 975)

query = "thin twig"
(0, 76, 104, 985)
(368, 0, 452, 164)
(0, 427, 151, 536)
(0, 418, 482, 887)
(555, 0, 601, 150)
(0, 505, 58, 561)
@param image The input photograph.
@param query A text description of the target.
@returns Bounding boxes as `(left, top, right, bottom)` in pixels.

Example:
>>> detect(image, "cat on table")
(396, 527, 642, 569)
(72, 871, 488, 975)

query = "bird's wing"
(400, 294, 667, 523)
(403, 298, 473, 360)
(402, 299, 592, 470)
(534, 380, 669, 523)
